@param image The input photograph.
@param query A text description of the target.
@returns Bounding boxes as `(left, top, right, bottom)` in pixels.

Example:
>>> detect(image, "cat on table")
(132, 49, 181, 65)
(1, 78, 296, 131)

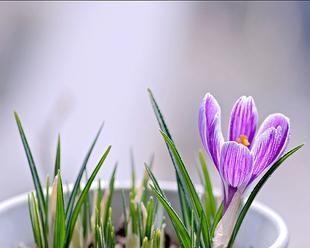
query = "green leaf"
(210, 202, 223, 239)
(65, 145, 111, 247)
(227, 144, 303, 247)
(130, 148, 136, 197)
(145, 164, 190, 247)
(141, 154, 155, 204)
(28, 193, 43, 248)
(66, 123, 103, 224)
(54, 134, 61, 178)
(147, 89, 191, 227)
(150, 184, 191, 248)
(199, 150, 216, 219)
(54, 173, 65, 248)
(160, 131, 211, 247)
(195, 210, 204, 248)
(45, 176, 50, 243)
(129, 197, 138, 234)
(14, 112, 47, 245)
(106, 207, 115, 248)
(145, 164, 165, 197)
(145, 197, 154, 240)
(137, 202, 144, 244)
(153, 229, 161, 248)
(82, 189, 90, 239)
(95, 222, 104, 248)
(103, 165, 117, 239)
(95, 180, 102, 228)
(190, 210, 195, 248)
(142, 237, 149, 248)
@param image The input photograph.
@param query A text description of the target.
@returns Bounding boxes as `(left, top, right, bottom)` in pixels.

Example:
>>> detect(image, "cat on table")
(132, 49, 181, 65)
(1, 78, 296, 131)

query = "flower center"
(237, 135, 250, 147)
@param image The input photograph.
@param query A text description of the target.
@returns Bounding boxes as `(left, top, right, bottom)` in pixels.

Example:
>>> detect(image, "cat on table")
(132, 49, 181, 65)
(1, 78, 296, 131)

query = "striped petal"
(199, 93, 224, 169)
(219, 142, 253, 189)
(229, 96, 258, 146)
(250, 113, 290, 180)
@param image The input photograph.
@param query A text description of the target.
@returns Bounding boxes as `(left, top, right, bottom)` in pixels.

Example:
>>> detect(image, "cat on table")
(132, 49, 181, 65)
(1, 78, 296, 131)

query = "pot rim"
(0, 180, 288, 248)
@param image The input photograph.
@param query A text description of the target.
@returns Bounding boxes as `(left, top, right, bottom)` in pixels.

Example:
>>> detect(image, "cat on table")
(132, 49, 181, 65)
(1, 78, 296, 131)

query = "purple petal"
(199, 93, 224, 169)
(219, 141, 253, 189)
(250, 113, 290, 180)
(229, 96, 258, 146)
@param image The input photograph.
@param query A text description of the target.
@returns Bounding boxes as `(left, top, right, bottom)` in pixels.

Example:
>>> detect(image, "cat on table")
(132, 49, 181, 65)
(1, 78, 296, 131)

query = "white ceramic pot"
(0, 181, 288, 248)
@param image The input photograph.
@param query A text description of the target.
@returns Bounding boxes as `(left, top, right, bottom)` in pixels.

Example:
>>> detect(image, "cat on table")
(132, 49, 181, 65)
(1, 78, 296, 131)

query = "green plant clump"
(15, 89, 303, 248)
(15, 113, 166, 248)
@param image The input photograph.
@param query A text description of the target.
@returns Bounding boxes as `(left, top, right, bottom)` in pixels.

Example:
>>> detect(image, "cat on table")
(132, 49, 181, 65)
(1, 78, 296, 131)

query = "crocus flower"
(199, 93, 290, 210)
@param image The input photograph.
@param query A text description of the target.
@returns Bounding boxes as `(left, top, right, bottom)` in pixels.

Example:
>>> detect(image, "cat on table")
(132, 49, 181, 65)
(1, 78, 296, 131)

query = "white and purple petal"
(250, 113, 290, 180)
(199, 93, 224, 169)
(219, 142, 253, 189)
(229, 96, 258, 146)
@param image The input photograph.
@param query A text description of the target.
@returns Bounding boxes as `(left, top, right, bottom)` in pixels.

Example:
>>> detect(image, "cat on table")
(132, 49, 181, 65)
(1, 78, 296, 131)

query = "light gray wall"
(0, 2, 309, 246)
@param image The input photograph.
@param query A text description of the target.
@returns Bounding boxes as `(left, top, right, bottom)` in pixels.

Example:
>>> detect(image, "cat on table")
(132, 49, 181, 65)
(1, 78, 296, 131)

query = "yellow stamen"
(237, 135, 250, 147)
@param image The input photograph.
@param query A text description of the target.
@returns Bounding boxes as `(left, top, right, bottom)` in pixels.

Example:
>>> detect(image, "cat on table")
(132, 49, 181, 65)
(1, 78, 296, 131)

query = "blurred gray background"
(0, 2, 309, 247)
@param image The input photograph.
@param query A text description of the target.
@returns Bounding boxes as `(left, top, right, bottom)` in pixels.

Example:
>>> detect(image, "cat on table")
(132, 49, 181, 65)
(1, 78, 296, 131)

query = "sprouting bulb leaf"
(126, 233, 139, 248)
(48, 175, 58, 247)
(54, 172, 66, 248)
(147, 89, 192, 227)
(28, 193, 43, 248)
(145, 197, 154, 240)
(65, 145, 111, 247)
(142, 237, 149, 248)
(160, 131, 211, 247)
(14, 112, 47, 244)
(54, 134, 61, 179)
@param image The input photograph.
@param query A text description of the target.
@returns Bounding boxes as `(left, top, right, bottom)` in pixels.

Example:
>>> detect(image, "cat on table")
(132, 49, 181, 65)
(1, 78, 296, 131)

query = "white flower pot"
(0, 181, 288, 248)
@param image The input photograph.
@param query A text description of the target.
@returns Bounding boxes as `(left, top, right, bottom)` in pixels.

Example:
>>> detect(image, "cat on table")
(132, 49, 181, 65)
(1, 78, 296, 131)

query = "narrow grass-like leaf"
(66, 123, 104, 223)
(195, 210, 204, 248)
(54, 134, 61, 178)
(65, 145, 111, 247)
(145, 197, 154, 240)
(28, 193, 43, 248)
(54, 173, 65, 248)
(82, 191, 90, 240)
(227, 144, 303, 247)
(147, 89, 191, 226)
(210, 202, 223, 240)
(160, 131, 211, 247)
(137, 202, 144, 244)
(145, 164, 165, 196)
(190, 210, 195, 248)
(199, 150, 216, 219)
(95, 222, 104, 248)
(14, 112, 47, 245)
(45, 176, 50, 242)
(129, 197, 138, 234)
(145, 164, 190, 247)
(84, 170, 92, 234)
(150, 185, 191, 248)
(179, 184, 192, 229)
(103, 165, 117, 237)
(130, 148, 136, 197)
(106, 207, 115, 248)
(153, 229, 161, 248)
(141, 154, 155, 204)
(142, 237, 149, 248)
(95, 180, 102, 229)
